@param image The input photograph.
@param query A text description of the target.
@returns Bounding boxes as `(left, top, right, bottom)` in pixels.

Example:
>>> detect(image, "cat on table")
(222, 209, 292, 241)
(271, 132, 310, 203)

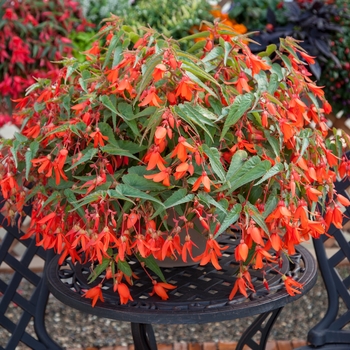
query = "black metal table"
(46, 234, 317, 350)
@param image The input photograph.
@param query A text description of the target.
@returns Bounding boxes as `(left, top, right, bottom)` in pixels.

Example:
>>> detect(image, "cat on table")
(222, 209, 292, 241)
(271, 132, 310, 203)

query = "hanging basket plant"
(1, 16, 349, 306)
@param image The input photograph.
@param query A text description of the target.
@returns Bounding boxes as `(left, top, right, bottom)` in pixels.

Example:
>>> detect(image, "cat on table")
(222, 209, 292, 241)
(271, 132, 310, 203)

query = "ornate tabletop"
(46, 233, 317, 325)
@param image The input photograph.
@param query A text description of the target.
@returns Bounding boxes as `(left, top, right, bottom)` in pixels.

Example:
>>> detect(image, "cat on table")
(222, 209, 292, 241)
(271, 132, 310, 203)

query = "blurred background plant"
(225, 0, 350, 119)
(319, 0, 350, 118)
(0, 0, 93, 125)
(79, 0, 214, 39)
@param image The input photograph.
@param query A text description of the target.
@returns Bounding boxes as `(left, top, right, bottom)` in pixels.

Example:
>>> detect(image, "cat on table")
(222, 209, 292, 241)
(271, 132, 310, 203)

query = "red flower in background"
(0, 0, 92, 121)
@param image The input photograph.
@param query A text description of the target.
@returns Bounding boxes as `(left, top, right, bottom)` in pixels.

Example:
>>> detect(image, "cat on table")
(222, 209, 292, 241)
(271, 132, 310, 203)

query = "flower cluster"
(0, 0, 92, 120)
(1, 17, 349, 305)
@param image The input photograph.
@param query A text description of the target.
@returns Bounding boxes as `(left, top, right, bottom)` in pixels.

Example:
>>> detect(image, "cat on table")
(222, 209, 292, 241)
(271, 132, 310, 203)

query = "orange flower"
(51, 149, 68, 185)
(245, 53, 271, 75)
(229, 273, 255, 299)
(144, 147, 167, 170)
(144, 163, 172, 186)
(232, 72, 251, 94)
(235, 240, 249, 262)
(175, 77, 198, 101)
(171, 136, 195, 162)
(192, 171, 212, 193)
(306, 186, 322, 202)
(0, 174, 19, 199)
(139, 87, 163, 107)
(90, 128, 109, 148)
(195, 237, 228, 270)
(149, 281, 176, 300)
(116, 283, 133, 304)
(152, 63, 167, 82)
(282, 276, 303, 296)
(161, 235, 182, 260)
(83, 284, 104, 307)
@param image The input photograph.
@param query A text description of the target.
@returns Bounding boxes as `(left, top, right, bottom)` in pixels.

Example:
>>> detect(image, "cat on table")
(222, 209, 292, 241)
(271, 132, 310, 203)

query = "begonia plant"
(1, 17, 349, 306)
(0, 0, 92, 120)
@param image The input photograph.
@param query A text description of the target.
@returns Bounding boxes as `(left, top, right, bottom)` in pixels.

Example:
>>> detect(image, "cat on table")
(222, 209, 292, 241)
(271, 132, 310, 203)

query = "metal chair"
(0, 201, 61, 350)
(296, 175, 350, 349)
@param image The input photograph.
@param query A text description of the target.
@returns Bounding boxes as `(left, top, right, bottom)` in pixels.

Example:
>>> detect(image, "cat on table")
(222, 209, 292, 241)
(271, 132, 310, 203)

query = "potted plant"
(1, 16, 349, 306)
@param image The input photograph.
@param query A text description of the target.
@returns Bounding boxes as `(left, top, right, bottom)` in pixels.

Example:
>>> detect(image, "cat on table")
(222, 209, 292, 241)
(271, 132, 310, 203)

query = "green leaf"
(72, 191, 108, 210)
(112, 45, 123, 67)
(88, 258, 110, 283)
(174, 104, 214, 142)
(263, 192, 279, 219)
(117, 260, 132, 277)
(197, 193, 227, 214)
(122, 174, 166, 191)
(214, 203, 242, 238)
(116, 184, 164, 206)
(136, 253, 166, 283)
(151, 188, 194, 219)
(98, 122, 117, 145)
(183, 70, 218, 98)
(220, 93, 254, 140)
(103, 33, 121, 69)
(264, 130, 281, 158)
(163, 188, 194, 209)
(244, 201, 270, 235)
(223, 41, 232, 66)
(280, 54, 292, 72)
(225, 157, 271, 194)
(66, 147, 98, 171)
(135, 54, 163, 103)
(254, 162, 283, 185)
(100, 95, 118, 114)
(187, 40, 206, 53)
(258, 44, 277, 57)
(201, 145, 226, 182)
(14, 132, 28, 143)
(178, 31, 210, 42)
(118, 102, 134, 121)
(268, 73, 279, 94)
(64, 189, 86, 220)
(42, 191, 61, 211)
(100, 145, 140, 161)
(202, 47, 224, 63)
(24, 150, 32, 180)
(226, 150, 247, 181)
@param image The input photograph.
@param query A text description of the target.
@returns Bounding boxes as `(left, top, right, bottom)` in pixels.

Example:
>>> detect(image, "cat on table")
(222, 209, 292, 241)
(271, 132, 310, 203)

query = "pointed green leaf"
(66, 147, 98, 171)
(117, 260, 132, 277)
(226, 150, 247, 182)
(202, 144, 226, 182)
(254, 162, 284, 185)
(197, 193, 227, 214)
(244, 201, 270, 235)
(268, 73, 279, 94)
(136, 253, 166, 283)
(116, 184, 164, 206)
(100, 145, 140, 161)
(122, 174, 166, 191)
(226, 157, 271, 194)
(100, 95, 118, 114)
(220, 93, 254, 140)
(88, 258, 111, 283)
(64, 189, 86, 221)
(214, 203, 242, 238)
(263, 192, 279, 219)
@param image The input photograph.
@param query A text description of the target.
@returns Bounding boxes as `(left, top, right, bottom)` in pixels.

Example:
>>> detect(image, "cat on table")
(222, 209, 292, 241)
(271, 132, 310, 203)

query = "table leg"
(236, 308, 282, 350)
(131, 323, 157, 350)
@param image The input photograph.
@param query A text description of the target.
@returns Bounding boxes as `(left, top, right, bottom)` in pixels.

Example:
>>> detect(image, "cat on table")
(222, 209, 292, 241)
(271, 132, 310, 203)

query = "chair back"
(307, 175, 350, 347)
(0, 202, 61, 350)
